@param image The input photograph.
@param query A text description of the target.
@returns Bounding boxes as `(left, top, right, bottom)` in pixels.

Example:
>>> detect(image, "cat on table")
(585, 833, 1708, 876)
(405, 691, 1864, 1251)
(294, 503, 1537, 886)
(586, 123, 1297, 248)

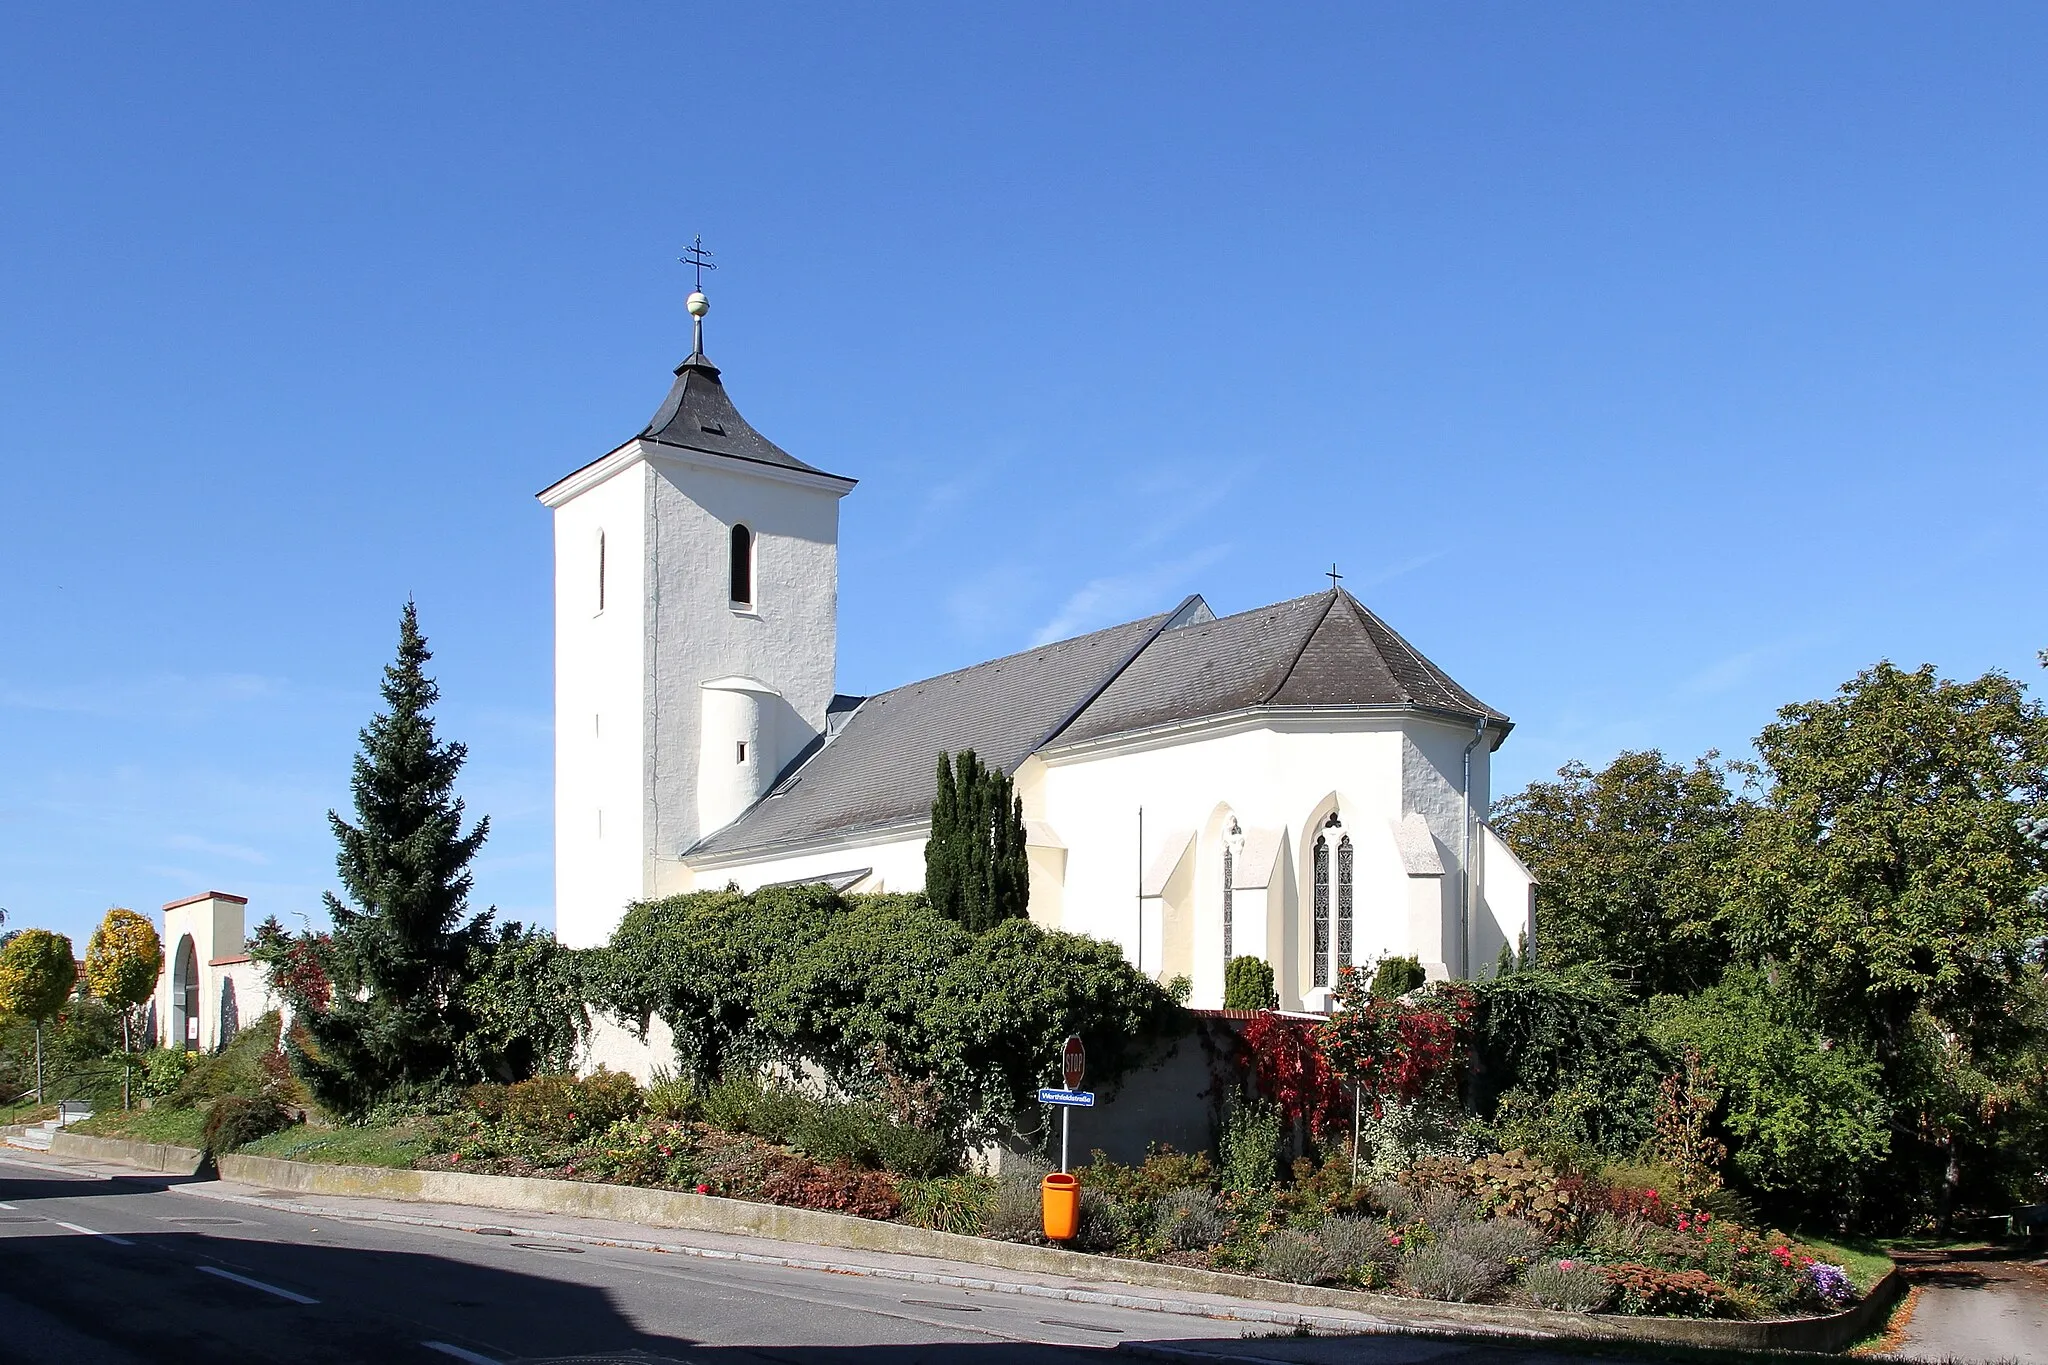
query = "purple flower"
(1805, 1263, 1854, 1307)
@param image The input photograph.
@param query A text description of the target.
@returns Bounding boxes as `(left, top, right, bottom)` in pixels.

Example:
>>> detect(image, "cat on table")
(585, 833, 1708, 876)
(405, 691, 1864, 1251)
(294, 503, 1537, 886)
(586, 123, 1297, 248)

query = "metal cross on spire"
(680, 235, 718, 291)
(1326, 563, 1343, 590)
(679, 236, 717, 355)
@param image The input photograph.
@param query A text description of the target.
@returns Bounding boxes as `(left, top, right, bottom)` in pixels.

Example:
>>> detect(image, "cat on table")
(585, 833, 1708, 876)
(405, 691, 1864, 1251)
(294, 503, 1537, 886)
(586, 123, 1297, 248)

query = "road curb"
(48, 1131, 206, 1175)
(184, 1182, 1395, 1335)
(213, 1153, 1898, 1352)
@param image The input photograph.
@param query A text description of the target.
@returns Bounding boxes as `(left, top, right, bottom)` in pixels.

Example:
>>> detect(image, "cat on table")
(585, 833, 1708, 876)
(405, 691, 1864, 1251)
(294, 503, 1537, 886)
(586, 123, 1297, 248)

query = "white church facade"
(540, 292, 1537, 1016)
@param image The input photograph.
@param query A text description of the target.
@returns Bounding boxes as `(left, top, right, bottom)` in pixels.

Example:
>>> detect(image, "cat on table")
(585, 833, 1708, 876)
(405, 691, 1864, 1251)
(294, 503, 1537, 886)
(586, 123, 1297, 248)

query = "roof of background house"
(687, 589, 1507, 863)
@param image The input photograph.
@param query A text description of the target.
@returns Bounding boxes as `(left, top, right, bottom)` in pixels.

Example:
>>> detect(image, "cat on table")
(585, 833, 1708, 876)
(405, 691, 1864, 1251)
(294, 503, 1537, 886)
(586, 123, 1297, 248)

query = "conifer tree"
(294, 601, 495, 1115)
(926, 750, 1030, 931)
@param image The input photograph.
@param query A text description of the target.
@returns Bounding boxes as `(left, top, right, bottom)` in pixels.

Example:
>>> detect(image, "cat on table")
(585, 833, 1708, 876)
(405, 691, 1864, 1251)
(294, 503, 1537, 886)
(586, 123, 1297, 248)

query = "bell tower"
(539, 248, 857, 946)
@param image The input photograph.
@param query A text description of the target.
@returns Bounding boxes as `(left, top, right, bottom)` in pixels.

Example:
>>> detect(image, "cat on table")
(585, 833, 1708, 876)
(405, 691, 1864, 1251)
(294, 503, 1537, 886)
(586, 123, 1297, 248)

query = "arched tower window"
(729, 523, 754, 607)
(596, 530, 606, 612)
(1311, 812, 1351, 989)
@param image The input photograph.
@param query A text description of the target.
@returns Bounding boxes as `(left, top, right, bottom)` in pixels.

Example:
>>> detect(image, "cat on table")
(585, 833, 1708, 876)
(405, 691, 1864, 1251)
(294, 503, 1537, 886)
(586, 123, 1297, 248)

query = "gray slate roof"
(689, 612, 1174, 858)
(1057, 589, 1508, 746)
(687, 589, 1508, 862)
(638, 353, 850, 482)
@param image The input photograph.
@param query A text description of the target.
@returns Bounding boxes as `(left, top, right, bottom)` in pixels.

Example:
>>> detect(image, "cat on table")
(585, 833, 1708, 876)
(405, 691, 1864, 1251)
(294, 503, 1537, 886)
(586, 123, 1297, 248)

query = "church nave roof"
(686, 588, 1508, 864)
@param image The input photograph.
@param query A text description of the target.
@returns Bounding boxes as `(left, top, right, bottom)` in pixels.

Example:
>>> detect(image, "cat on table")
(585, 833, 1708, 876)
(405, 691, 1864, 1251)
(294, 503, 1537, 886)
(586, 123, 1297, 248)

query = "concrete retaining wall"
(49, 1130, 206, 1176)
(215, 1154, 1896, 1351)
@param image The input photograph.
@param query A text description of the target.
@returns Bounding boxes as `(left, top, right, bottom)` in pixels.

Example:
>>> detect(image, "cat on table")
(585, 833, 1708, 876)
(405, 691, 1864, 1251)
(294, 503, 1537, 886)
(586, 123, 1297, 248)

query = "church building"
(539, 286, 1535, 1014)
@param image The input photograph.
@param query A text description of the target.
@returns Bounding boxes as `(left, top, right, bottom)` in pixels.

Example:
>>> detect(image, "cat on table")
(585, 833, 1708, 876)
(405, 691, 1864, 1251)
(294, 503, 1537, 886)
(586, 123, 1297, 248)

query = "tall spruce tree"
(926, 750, 1029, 931)
(294, 601, 495, 1115)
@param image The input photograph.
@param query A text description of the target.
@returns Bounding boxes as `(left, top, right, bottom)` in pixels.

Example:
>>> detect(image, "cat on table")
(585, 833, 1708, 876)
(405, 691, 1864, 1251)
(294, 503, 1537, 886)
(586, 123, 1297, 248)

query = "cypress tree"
(925, 749, 1030, 931)
(294, 601, 495, 1115)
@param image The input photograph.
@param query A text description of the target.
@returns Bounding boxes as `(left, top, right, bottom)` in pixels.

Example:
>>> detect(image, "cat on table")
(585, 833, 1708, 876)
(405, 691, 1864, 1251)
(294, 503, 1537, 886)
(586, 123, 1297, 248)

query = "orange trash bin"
(1041, 1171, 1080, 1240)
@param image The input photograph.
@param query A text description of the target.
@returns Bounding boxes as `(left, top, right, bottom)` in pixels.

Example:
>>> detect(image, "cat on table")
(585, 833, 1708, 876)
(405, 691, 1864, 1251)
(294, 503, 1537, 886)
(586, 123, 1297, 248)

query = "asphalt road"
(0, 1155, 1504, 1365)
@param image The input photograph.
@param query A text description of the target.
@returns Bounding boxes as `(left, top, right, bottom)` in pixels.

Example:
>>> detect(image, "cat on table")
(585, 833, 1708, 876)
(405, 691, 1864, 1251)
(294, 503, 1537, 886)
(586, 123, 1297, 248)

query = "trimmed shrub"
(1522, 1258, 1614, 1312)
(466, 1070, 640, 1152)
(1442, 1216, 1545, 1267)
(1258, 1229, 1342, 1284)
(1403, 1244, 1508, 1302)
(748, 1088, 820, 1144)
(1223, 957, 1278, 1011)
(1602, 1263, 1737, 1317)
(1076, 1185, 1145, 1253)
(987, 1161, 1049, 1241)
(203, 1094, 291, 1154)
(1370, 955, 1427, 998)
(869, 1118, 954, 1178)
(1154, 1188, 1234, 1250)
(1317, 1214, 1400, 1278)
(134, 1048, 198, 1100)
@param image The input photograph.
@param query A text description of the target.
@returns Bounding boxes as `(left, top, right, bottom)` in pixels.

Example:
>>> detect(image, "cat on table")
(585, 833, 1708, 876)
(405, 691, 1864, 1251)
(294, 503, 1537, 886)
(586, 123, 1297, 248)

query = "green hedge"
(593, 889, 1184, 1132)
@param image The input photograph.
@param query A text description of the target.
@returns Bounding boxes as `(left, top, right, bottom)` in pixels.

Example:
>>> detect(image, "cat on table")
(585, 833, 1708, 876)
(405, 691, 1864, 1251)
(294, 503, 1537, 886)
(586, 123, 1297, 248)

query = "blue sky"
(3, 5, 2043, 947)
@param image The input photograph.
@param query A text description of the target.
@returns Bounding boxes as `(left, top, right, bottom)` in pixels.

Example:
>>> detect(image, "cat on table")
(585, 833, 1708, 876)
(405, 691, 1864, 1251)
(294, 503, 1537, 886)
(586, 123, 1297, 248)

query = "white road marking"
(0, 1201, 17, 1209)
(422, 1342, 503, 1364)
(196, 1264, 319, 1304)
(52, 1220, 135, 1245)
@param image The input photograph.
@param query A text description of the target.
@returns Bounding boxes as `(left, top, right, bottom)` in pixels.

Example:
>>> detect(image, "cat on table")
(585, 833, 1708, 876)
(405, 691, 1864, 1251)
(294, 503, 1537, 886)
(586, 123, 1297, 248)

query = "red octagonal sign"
(1062, 1035, 1085, 1090)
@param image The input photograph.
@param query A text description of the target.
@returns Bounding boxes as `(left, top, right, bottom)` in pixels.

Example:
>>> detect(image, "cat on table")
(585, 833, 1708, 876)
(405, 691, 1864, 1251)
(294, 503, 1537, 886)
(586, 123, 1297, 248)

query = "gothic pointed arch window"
(1312, 812, 1353, 989)
(730, 523, 755, 608)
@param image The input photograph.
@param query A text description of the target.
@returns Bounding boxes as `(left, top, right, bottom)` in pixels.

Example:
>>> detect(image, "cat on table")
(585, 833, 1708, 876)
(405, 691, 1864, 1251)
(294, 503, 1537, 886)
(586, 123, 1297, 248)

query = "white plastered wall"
(643, 457, 842, 900)
(1477, 823, 1537, 976)
(550, 463, 650, 948)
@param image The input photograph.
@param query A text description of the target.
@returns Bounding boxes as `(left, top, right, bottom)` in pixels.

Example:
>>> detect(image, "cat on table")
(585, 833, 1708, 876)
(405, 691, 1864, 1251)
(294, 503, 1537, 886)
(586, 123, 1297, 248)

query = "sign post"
(1037, 1035, 1092, 1173)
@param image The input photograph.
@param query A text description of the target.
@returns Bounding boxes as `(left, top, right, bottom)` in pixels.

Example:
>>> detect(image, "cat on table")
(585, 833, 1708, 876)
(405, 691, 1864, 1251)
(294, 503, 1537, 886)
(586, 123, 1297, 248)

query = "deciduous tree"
(0, 929, 77, 1102)
(85, 907, 163, 1107)
(1492, 751, 1741, 995)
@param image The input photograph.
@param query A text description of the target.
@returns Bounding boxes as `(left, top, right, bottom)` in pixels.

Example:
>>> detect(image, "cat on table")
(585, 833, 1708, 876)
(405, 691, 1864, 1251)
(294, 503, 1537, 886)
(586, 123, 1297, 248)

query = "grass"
(1792, 1231, 1895, 1291)
(71, 1104, 209, 1148)
(0, 1100, 57, 1127)
(237, 1122, 423, 1169)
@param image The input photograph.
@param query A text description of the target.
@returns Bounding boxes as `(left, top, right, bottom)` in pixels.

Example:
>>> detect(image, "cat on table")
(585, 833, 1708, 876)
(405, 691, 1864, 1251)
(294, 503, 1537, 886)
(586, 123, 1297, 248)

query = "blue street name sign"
(1037, 1088, 1095, 1107)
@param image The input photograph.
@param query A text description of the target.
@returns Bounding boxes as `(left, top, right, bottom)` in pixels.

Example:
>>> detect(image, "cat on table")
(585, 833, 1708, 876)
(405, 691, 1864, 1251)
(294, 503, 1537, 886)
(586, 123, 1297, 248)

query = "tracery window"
(1312, 837, 1330, 988)
(1336, 833, 1354, 977)
(1312, 812, 1351, 989)
(1222, 844, 1234, 965)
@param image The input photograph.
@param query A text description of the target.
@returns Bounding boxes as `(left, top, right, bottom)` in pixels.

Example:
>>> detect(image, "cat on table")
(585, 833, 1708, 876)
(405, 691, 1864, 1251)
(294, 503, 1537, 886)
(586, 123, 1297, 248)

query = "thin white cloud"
(1030, 545, 1233, 646)
(1353, 549, 1448, 589)
(0, 672, 283, 721)
(163, 833, 270, 866)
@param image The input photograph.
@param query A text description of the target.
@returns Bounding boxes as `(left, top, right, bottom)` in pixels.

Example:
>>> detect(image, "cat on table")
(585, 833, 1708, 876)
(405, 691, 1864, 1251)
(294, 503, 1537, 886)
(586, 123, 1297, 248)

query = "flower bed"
(356, 1070, 1882, 1322)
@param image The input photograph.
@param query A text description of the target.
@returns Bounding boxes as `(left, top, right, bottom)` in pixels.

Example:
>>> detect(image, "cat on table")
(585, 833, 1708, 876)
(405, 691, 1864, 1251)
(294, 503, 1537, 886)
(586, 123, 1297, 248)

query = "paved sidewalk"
(1892, 1249, 2048, 1364)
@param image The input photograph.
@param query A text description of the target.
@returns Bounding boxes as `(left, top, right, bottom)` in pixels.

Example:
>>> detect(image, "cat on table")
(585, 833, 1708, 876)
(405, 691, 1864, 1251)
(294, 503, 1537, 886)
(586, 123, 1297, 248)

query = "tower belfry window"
(730, 524, 754, 607)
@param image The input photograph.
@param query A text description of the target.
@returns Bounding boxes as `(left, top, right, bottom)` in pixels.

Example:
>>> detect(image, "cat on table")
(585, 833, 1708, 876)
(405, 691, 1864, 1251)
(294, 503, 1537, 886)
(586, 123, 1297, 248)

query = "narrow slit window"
(596, 531, 606, 612)
(736, 740, 747, 763)
(730, 523, 754, 606)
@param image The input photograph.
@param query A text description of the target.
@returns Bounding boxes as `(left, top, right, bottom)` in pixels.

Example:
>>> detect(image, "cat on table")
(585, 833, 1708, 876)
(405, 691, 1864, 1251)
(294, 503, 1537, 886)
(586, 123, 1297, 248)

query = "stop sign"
(1062, 1035, 1085, 1090)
